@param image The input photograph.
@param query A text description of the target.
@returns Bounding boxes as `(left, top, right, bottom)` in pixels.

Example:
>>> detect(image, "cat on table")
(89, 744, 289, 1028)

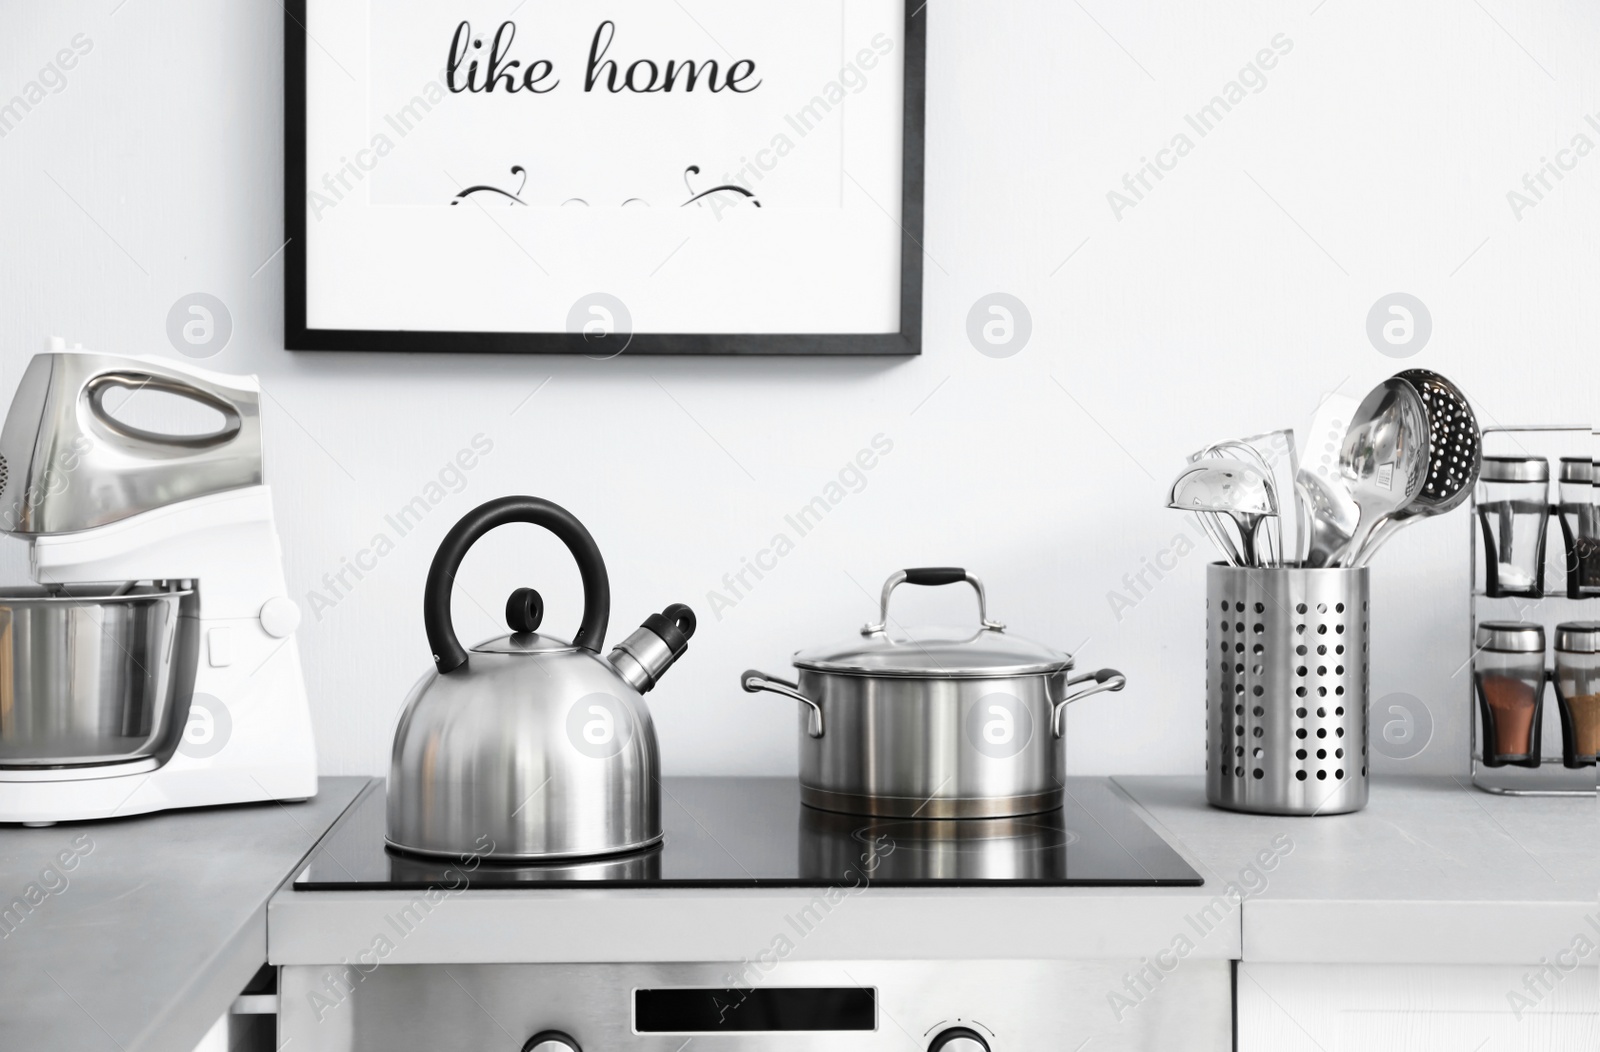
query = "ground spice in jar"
(1568, 693, 1600, 758)
(1482, 674, 1538, 758)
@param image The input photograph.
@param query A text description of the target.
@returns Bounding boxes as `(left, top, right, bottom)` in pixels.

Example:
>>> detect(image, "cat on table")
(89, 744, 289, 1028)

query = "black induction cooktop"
(293, 777, 1201, 890)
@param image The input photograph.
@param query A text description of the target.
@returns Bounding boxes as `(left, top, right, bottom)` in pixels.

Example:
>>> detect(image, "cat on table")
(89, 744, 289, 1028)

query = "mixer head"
(0, 352, 262, 535)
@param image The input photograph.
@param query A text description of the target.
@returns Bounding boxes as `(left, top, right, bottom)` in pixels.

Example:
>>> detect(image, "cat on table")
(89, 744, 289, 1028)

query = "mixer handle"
(85, 370, 244, 449)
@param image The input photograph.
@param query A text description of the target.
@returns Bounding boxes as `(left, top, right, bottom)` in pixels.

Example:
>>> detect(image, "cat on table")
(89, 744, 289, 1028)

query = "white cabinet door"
(1238, 963, 1598, 1051)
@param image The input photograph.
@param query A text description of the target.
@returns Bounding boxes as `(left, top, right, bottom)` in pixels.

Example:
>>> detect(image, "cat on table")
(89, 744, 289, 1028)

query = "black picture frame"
(283, 1, 925, 355)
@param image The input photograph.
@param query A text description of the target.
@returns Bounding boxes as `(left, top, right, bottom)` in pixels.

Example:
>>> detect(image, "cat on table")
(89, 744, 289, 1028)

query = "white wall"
(1, 1, 1595, 779)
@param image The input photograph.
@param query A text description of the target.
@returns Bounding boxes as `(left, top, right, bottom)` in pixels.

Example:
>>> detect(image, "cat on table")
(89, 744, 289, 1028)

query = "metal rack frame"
(1468, 425, 1597, 795)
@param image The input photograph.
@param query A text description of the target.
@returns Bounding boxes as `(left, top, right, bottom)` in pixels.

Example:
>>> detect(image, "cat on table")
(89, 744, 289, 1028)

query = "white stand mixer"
(0, 350, 316, 823)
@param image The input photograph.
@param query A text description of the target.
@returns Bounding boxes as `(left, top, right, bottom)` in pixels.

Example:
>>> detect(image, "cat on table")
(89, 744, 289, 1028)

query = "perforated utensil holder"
(1206, 564, 1370, 815)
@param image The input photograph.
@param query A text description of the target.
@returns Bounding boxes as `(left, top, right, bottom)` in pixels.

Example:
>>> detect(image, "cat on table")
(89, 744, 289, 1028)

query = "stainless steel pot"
(0, 584, 199, 768)
(743, 568, 1125, 818)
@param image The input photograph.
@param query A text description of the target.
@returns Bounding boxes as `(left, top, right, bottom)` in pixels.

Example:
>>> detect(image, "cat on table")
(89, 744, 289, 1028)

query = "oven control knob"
(522, 1032, 580, 1052)
(929, 1027, 989, 1052)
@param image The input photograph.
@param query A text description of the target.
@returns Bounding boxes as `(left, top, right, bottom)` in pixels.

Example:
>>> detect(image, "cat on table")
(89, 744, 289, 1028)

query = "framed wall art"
(285, 0, 925, 355)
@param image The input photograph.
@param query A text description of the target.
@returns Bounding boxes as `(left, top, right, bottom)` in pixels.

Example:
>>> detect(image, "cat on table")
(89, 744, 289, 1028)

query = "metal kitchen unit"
(276, 778, 1222, 1050)
(277, 959, 1230, 1051)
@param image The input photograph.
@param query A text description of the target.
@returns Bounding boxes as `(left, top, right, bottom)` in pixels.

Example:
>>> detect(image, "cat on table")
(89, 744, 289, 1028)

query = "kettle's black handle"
(424, 496, 611, 673)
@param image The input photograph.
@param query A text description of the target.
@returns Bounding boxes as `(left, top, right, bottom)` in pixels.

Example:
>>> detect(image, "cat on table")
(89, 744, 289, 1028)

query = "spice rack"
(1469, 425, 1598, 795)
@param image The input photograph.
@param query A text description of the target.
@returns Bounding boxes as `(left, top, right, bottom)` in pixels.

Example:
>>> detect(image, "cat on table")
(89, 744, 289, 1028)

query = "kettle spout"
(607, 603, 696, 693)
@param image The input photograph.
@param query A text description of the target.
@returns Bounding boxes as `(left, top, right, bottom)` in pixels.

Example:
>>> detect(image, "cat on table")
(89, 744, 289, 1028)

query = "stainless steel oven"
(278, 959, 1230, 1051)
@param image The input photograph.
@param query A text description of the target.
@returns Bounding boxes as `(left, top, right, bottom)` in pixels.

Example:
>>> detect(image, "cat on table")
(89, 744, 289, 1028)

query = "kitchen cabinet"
(1237, 963, 1599, 1051)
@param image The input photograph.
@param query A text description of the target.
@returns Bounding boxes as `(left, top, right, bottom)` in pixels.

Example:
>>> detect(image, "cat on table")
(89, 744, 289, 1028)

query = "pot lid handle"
(861, 568, 1005, 636)
(424, 496, 611, 673)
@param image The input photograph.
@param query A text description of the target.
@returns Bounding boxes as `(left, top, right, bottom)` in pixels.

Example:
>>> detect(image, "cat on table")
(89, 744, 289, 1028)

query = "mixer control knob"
(259, 596, 302, 638)
(929, 1027, 989, 1052)
(521, 1031, 581, 1052)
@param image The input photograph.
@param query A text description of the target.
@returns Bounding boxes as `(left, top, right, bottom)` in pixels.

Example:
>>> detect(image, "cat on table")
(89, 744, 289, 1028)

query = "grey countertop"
(0, 777, 365, 1052)
(4, 773, 1594, 1051)
(1117, 774, 1600, 964)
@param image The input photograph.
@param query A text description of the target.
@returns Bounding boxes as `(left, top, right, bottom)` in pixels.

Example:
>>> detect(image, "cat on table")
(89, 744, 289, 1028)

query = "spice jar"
(1477, 457, 1550, 597)
(1559, 458, 1599, 596)
(1555, 622, 1600, 768)
(1474, 622, 1545, 768)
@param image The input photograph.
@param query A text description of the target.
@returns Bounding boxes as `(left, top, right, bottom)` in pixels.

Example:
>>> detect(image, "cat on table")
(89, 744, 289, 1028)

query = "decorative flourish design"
(451, 165, 528, 205)
(446, 164, 762, 209)
(681, 165, 761, 209)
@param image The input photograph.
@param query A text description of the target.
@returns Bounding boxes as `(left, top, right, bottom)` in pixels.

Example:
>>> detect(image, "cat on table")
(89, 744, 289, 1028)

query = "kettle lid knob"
(505, 588, 544, 634)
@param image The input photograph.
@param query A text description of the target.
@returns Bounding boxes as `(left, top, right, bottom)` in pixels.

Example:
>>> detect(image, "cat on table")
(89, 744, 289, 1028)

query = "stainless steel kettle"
(386, 496, 695, 862)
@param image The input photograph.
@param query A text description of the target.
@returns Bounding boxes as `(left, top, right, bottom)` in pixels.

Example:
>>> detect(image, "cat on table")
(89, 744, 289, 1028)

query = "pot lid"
(471, 631, 578, 656)
(794, 569, 1077, 677)
(794, 569, 1078, 677)
(794, 625, 1074, 678)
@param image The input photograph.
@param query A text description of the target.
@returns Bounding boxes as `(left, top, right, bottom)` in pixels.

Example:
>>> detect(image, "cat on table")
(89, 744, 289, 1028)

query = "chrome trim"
(0, 756, 162, 781)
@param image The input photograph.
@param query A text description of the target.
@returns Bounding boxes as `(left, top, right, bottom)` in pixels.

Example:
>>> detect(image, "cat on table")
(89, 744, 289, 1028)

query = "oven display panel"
(635, 987, 877, 1032)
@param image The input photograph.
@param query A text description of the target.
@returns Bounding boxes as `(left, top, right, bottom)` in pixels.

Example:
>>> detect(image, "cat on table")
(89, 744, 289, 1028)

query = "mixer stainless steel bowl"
(0, 584, 199, 768)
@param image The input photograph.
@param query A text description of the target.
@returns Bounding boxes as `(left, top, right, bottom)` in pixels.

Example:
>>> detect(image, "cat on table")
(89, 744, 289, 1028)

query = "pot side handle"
(741, 670, 824, 738)
(1051, 668, 1126, 738)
